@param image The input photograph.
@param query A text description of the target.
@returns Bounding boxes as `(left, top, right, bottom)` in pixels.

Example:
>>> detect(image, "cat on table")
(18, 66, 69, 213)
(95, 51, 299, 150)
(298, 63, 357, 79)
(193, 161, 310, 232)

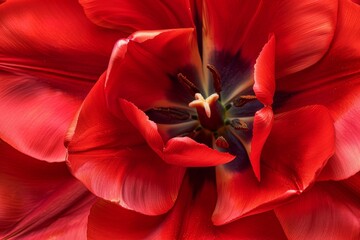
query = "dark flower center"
(146, 64, 262, 153)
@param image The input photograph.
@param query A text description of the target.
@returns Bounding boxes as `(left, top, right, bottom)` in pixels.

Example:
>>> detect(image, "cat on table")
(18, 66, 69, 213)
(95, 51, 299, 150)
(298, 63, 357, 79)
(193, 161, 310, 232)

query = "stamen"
(230, 119, 249, 131)
(189, 93, 219, 118)
(215, 136, 229, 148)
(177, 73, 201, 94)
(146, 107, 191, 124)
(207, 64, 222, 94)
(233, 95, 257, 107)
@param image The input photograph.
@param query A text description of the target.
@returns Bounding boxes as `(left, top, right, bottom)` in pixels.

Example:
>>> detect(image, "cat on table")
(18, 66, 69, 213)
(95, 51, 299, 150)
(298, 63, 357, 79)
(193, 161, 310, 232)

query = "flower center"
(188, 93, 224, 131)
(146, 64, 262, 152)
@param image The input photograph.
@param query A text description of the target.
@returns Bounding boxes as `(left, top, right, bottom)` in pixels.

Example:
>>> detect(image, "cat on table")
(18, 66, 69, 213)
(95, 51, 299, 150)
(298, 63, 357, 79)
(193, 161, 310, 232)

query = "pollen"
(189, 93, 219, 118)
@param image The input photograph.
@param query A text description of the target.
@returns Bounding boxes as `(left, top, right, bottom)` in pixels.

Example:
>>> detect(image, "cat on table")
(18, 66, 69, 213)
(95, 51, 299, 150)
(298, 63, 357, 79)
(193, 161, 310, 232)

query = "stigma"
(189, 93, 219, 118)
(188, 92, 224, 131)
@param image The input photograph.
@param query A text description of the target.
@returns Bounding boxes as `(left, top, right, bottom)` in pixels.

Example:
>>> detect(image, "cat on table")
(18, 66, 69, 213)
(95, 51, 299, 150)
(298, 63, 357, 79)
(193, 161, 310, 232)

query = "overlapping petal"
(0, 0, 122, 86)
(68, 70, 232, 216)
(0, 140, 96, 239)
(213, 105, 335, 224)
(253, 34, 275, 106)
(0, 72, 82, 162)
(67, 74, 185, 216)
(275, 172, 360, 239)
(0, 0, 122, 162)
(117, 98, 234, 167)
(105, 28, 203, 111)
(79, 0, 193, 32)
(249, 34, 276, 180)
(275, 0, 360, 180)
(87, 173, 287, 239)
(202, 0, 337, 76)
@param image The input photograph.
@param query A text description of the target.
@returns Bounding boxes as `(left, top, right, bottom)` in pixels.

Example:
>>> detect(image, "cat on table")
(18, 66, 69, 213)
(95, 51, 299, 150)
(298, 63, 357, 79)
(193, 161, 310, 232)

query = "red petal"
(67, 75, 186, 215)
(275, 0, 360, 180)
(271, 0, 337, 76)
(118, 98, 234, 167)
(254, 35, 275, 105)
(203, 0, 337, 75)
(105, 28, 203, 111)
(275, 174, 360, 239)
(250, 106, 274, 181)
(213, 105, 335, 224)
(0, 72, 82, 162)
(87, 173, 287, 239)
(0, 140, 96, 239)
(0, 0, 122, 85)
(79, 0, 193, 31)
(202, 0, 265, 58)
(163, 137, 234, 167)
(319, 98, 360, 180)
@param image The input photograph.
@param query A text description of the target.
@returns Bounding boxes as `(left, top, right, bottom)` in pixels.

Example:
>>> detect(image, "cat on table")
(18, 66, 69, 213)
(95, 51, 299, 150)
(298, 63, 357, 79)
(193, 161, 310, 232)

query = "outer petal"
(0, 140, 96, 239)
(0, 72, 81, 162)
(0, 0, 122, 162)
(202, 0, 337, 75)
(275, 173, 360, 240)
(275, 0, 360, 180)
(213, 105, 335, 224)
(105, 28, 204, 111)
(0, 0, 121, 85)
(79, 0, 194, 31)
(67, 75, 185, 216)
(87, 173, 287, 239)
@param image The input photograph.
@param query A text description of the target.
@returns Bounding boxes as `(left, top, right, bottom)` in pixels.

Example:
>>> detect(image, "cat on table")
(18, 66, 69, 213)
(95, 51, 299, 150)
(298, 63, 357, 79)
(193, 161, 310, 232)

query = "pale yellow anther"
(189, 93, 219, 118)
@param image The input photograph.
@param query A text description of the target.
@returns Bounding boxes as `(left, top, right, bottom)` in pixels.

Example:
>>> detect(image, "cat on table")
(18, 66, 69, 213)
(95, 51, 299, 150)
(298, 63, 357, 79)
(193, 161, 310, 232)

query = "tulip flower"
(66, 0, 360, 239)
(1, 0, 360, 239)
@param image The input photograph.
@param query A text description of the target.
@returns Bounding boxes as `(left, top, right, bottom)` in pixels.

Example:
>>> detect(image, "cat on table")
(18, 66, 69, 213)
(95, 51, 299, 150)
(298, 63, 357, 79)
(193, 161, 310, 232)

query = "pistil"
(189, 93, 224, 131)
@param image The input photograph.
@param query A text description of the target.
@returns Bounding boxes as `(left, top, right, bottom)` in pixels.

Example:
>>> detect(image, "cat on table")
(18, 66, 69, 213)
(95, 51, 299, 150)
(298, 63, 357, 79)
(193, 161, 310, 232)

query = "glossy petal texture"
(253, 34, 275, 105)
(0, 72, 81, 162)
(275, 0, 360, 180)
(275, 173, 360, 239)
(0, 0, 121, 162)
(67, 75, 185, 216)
(105, 28, 203, 111)
(213, 105, 335, 224)
(202, 0, 337, 75)
(87, 174, 287, 239)
(0, 0, 121, 88)
(250, 106, 274, 181)
(0, 140, 96, 239)
(163, 136, 234, 167)
(79, 0, 193, 31)
(249, 34, 276, 180)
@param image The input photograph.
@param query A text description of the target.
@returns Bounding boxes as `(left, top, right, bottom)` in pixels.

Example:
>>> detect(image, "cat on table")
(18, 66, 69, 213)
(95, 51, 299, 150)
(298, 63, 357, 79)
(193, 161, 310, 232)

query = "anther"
(233, 95, 257, 107)
(207, 64, 222, 94)
(177, 73, 201, 94)
(146, 107, 191, 124)
(230, 119, 249, 131)
(215, 136, 229, 148)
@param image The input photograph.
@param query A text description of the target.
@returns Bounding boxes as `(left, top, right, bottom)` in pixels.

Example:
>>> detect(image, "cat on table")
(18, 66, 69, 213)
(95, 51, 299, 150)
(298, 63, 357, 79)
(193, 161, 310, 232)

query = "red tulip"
(66, 0, 360, 239)
(1, 0, 360, 239)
